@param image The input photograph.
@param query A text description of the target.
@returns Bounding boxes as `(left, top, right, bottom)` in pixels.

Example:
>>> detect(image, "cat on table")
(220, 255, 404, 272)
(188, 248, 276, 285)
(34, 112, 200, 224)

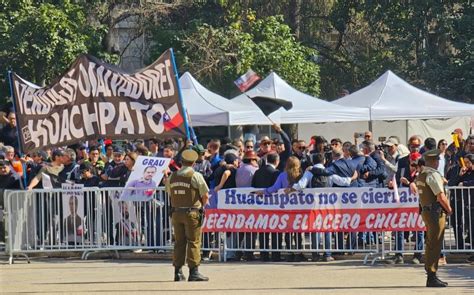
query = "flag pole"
(7, 70, 27, 189)
(170, 48, 191, 142)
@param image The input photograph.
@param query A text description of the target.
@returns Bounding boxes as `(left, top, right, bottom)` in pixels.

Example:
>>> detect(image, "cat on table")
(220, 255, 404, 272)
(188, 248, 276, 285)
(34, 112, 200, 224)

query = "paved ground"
(1, 257, 473, 294)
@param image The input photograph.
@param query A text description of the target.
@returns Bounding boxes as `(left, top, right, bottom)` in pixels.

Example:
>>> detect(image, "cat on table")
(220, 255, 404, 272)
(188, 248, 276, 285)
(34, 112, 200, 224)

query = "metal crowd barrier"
(3, 187, 221, 264)
(2, 186, 472, 265)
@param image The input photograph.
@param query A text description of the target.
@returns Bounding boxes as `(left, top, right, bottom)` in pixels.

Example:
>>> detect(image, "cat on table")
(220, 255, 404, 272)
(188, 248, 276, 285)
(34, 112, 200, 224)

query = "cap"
(423, 149, 441, 160)
(36, 150, 48, 160)
(79, 162, 92, 172)
(224, 152, 238, 164)
(409, 151, 422, 162)
(273, 139, 283, 145)
(384, 138, 399, 146)
(192, 144, 206, 155)
(243, 150, 258, 160)
(182, 149, 198, 163)
(113, 146, 124, 154)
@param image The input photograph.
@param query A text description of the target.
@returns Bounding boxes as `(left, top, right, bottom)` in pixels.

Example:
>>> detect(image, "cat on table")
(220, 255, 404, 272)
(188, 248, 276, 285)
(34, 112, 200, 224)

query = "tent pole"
(228, 125, 231, 139)
(406, 120, 409, 145)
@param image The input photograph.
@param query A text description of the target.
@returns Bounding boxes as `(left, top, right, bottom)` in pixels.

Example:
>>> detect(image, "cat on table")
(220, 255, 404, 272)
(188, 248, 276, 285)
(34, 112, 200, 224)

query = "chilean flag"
(163, 103, 184, 131)
(234, 69, 260, 92)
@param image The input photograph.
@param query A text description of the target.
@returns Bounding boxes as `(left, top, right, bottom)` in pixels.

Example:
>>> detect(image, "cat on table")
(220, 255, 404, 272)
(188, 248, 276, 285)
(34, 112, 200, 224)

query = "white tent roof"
(333, 70, 474, 120)
(179, 72, 271, 126)
(232, 72, 370, 124)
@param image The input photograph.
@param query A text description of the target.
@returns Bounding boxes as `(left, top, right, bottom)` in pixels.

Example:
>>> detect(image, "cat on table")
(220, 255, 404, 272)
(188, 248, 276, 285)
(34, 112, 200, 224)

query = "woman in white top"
(437, 139, 448, 179)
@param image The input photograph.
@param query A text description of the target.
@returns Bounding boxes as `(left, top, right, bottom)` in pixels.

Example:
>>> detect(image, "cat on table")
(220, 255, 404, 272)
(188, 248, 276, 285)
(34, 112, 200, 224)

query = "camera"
(355, 132, 364, 138)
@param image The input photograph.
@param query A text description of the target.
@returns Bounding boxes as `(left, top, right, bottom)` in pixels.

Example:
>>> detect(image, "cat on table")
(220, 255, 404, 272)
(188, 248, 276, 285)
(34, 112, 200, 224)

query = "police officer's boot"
(426, 272, 447, 287)
(174, 267, 186, 281)
(434, 274, 448, 286)
(188, 267, 209, 282)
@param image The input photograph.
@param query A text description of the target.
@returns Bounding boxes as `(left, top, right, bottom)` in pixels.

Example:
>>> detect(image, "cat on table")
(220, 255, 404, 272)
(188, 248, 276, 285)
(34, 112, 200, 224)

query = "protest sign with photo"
(61, 183, 85, 243)
(112, 199, 139, 246)
(11, 49, 186, 154)
(203, 187, 425, 233)
(120, 156, 170, 202)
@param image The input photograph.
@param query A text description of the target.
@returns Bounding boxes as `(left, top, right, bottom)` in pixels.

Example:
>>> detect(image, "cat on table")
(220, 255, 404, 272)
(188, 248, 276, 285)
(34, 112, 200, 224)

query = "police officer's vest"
(169, 169, 201, 208)
(416, 170, 439, 207)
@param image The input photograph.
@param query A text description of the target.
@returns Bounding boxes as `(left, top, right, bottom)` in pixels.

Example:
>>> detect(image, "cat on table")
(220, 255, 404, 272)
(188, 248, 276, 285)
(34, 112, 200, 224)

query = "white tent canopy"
(179, 72, 271, 126)
(333, 70, 474, 120)
(232, 72, 370, 124)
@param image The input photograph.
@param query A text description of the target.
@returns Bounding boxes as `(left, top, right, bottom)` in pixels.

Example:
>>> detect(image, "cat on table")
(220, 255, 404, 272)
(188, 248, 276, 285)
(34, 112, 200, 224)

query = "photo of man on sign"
(120, 156, 170, 201)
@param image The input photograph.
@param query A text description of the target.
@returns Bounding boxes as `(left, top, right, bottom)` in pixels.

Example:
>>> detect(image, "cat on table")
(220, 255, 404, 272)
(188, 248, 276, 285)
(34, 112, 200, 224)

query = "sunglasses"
(440, 142, 447, 146)
(297, 146, 306, 150)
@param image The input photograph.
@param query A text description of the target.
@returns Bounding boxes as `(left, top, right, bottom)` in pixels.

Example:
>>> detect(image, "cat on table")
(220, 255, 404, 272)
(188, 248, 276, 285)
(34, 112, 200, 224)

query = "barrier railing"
(3, 186, 472, 264)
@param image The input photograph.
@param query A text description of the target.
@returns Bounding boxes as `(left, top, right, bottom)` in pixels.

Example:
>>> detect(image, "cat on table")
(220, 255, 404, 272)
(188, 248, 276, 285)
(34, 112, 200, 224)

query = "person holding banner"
(415, 149, 452, 287)
(165, 149, 209, 282)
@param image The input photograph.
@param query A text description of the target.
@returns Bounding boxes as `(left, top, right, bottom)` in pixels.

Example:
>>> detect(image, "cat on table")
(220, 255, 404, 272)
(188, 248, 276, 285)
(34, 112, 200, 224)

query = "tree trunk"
(289, 0, 301, 39)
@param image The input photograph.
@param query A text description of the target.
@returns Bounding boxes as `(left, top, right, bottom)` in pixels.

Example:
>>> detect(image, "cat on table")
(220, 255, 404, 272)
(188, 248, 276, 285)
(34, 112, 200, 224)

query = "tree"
(179, 13, 320, 97)
(0, 0, 114, 100)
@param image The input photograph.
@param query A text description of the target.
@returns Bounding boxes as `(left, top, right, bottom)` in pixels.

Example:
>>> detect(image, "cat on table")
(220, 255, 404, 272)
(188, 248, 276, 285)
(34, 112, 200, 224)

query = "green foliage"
(179, 13, 320, 97)
(0, 0, 114, 100)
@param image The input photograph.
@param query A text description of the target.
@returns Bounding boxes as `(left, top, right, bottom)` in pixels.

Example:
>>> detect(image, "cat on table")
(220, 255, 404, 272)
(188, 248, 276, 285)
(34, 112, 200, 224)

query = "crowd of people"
(0, 110, 472, 263)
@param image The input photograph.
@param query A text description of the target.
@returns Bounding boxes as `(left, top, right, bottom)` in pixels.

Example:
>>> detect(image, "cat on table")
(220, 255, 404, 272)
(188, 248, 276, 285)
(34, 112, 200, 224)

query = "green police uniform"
(165, 149, 209, 282)
(415, 149, 448, 287)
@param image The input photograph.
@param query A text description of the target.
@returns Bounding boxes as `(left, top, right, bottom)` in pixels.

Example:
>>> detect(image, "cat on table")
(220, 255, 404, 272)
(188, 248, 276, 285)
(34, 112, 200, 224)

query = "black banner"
(11, 49, 186, 154)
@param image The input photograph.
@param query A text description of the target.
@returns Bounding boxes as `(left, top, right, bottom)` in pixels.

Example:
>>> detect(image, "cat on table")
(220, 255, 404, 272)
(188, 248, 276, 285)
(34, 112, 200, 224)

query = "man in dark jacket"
(0, 112, 19, 151)
(360, 141, 387, 188)
(251, 153, 281, 261)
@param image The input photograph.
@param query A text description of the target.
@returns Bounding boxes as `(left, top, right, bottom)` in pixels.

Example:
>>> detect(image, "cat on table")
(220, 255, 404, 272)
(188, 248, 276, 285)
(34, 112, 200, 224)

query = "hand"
(460, 167, 468, 176)
(186, 140, 193, 147)
(388, 180, 394, 189)
(251, 190, 264, 195)
(272, 123, 282, 133)
(363, 172, 369, 179)
(306, 166, 312, 171)
(409, 182, 418, 195)
(284, 188, 295, 194)
(400, 177, 410, 185)
(379, 150, 386, 161)
(351, 171, 359, 181)
(214, 185, 222, 192)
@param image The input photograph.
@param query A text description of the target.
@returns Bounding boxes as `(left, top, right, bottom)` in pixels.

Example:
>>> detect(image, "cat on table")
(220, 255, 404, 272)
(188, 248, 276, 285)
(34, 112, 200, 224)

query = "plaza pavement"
(1, 255, 473, 294)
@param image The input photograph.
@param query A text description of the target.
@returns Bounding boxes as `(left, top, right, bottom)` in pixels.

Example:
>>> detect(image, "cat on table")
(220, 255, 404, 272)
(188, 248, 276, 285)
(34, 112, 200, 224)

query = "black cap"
(52, 149, 65, 158)
(423, 149, 441, 160)
(224, 153, 238, 164)
(113, 146, 124, 154)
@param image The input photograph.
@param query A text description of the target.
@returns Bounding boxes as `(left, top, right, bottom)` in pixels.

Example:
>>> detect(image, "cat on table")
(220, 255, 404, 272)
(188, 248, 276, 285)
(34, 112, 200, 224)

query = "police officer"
(415, 149, 452, 287)
(165, 149, 209, 282)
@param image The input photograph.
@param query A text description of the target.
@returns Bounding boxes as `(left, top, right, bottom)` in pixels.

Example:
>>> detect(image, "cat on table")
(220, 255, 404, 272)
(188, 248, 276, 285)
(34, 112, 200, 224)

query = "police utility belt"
(421, 202, 445, 214)
(171, 207, 202, 213)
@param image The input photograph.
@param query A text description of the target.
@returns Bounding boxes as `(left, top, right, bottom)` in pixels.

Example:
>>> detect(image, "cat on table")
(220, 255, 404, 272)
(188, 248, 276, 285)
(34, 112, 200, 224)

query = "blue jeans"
(395, 231, 424, 257)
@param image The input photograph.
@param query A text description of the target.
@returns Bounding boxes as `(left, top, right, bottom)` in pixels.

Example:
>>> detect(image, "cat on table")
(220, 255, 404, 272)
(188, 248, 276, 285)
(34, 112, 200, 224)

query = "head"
(260, 138, 272, 154)
(7, 112, 16, 128)
(88, 146, 100, 163)
(274, 139, 285, 154)
(437, 139, 448, 152)
(342, 141, 352, 158)
(467, 135, 474, 153)
(244, 139, 255, 152)
(384, 137, 399, 156)
(311, 153, 326, 166)
(424, 137, 437, 151)
(232, 139, 243, 153)
(242, 151, 259, 167)
(464, 154, 474, 170)
(105, 144, 114, 157)
(80, 162, 93, 179)
(62, 148, 76, 165)
(119, 201, 129, 219)
(51, 149, 65, 163)
(124, 152, 138, 169)
(31, 150, 47, 164)
(181, 149, 198, 167)
(163, 145, 175, 159)
(338, 88, 350, 97)
(112, 146, 125, 164)
(143, 166, 157, 181)
(293, 139, 306, 156)
(0, 160, 11, 176)
(332, 150, 343, 161)
(453, 128, 463, 141)
(361, 140, 375, 155)
(69, 196, 78, 214)
(148, 138, 160, 152)
(330, 138, 342, 152)
(285, 156, 301, 183)
(3, 146, 14, 161)
(266, 152, 280, 168)
(313, 136, 327, 152)
(364, 131, 373, 141)
(409, 152, 422, 171)
(224, 152, 239, 167)
(207, 139, 220, 155)
(423, 149, 441, 169)
(408, 135, 422, 153)
(136, 145, 150, 156)
(349, 145, 361, 158)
